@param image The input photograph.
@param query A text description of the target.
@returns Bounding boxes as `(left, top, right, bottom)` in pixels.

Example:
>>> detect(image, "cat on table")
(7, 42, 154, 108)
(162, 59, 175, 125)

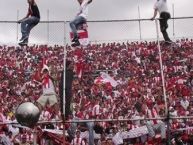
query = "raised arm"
(151, 8, 158, 20)
(18, 0, 37, 23)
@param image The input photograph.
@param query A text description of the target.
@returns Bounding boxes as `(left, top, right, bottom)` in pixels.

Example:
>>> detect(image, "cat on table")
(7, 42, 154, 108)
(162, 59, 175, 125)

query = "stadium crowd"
(0, 39, 193, 144)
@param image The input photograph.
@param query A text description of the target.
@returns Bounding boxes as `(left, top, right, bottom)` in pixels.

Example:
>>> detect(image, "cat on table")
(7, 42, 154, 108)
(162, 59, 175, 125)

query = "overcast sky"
(1, 0, 193, 44)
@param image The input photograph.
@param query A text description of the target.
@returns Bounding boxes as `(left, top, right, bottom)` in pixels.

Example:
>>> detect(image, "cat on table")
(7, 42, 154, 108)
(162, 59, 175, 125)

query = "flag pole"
(62, 21, 67, 145)
(138, 6, 142, 41)
(155, 19, 168, 116)
(155, 18, 170, 144)
(47, 9, 50, 45)
(172, 3, 175, 40)
(16, 10, 19, 42)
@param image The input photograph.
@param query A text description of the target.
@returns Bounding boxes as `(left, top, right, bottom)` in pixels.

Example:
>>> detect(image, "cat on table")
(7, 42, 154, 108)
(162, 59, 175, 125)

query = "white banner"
(100, 72, 118, 87)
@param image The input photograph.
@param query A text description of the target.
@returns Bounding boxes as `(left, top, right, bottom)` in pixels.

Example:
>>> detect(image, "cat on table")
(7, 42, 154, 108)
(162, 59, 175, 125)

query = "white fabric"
(169, 110, 178, 117)
(0, 134, 13, 145)
(79, 38, 89, 46)
(100, 72, 118, 87)
(132, 114, 144, 127)
(92, 104, 100, 116)
(71, 137, 85, 145)
(43, 127, 148, 140)
(79, 0, 89, 19)
(43, 129, 64, 135)
(154, 0, 169, 13)
(42, 78, 56, 95)
(122, 126, 149, 139)
(146, 108, 162, 124)
(80, 131, 101, 139)
(180, 100, 189, 110)
(112, 132, 124, 145)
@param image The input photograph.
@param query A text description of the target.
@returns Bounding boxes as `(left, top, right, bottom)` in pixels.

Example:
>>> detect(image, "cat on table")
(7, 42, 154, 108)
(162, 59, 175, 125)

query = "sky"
(0, 0, 193, 44)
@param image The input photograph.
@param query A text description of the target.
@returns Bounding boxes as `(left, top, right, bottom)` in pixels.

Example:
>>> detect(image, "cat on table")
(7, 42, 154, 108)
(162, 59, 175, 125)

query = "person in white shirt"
(36, 67, 58, 114)
(0, 127, 13, 145)
(151, 0, 171, 44)
(145, 100, 166, 144)
(70, 0, 93, 47)
(112, 127, 124, 145)
(92, 100, 100, 118)
(180, 97, 189, 110)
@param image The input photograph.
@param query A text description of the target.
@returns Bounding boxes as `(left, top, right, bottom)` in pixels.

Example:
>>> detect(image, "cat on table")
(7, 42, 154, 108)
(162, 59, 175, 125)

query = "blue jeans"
(70, 16, 86, 38)
(21, 16, 39, 40)
(86, 122, 94, 145)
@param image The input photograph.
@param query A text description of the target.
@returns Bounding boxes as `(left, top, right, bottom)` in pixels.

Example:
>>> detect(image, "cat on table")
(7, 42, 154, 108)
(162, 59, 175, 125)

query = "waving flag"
(70, 23, 89, 46)
(94, 72, 118, 87)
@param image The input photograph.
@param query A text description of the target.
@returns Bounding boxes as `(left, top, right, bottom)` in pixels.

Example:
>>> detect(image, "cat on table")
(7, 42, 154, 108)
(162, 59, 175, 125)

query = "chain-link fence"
(0, 17, 193, 144)
(1, 17, 193, 45)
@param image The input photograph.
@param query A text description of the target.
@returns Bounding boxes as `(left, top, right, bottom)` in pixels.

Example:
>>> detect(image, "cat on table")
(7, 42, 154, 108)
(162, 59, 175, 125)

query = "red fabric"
(70, 31, 88, 39)
(33, 70, 41, 81)
(94, 76, 103, 85)
(76, 61, 84, 78)
(42, 75, 50, 88)
(182, 134, 189, 141)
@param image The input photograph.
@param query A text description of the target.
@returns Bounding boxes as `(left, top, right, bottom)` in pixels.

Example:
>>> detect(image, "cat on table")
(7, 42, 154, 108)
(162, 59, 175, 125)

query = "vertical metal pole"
(138, 6, 142, 40)
(47, 9, 50, 45)
(63, 21, 67, 117)
(33, 127, 37, 145)
(16, 10, 19, 42)
(172, 4, 175, 39)
(64, 21, 67, 46)
(155, 19, 168, 114)
(155, 19, 170, 144)
(62, 21, 67, 145)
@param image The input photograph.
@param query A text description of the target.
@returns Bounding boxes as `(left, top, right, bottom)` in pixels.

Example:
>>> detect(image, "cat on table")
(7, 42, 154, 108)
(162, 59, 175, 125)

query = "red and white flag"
(70, 28, 89, 46)
(100, 72, 118, 87)
(94, 72, 118, 87)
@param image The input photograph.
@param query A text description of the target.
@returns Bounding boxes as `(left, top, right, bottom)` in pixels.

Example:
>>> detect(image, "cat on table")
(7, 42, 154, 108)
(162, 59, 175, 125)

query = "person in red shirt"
(36, 67, 59, 115)
(70, 0, 93, 47)
(18, 0, 40, 46)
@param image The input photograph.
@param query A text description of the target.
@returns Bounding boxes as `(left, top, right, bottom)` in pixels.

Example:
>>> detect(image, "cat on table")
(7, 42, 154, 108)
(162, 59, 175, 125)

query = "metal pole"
(138, 6, 142, 40)
(63, 23, 67, 125)
(64, 21, 67, 46)
(62, 21, 67, 145)
(16, 10, 19, 42)
(33, 127, 37, 145)
(172, 4, 175, 40)
(155, 19, 170, 144)
(155, 19, 168, 115)
(47, 9, 50, 45)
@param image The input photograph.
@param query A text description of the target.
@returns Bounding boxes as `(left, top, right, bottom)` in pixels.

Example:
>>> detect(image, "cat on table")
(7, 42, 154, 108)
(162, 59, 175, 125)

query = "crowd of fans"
(0, 39, 193, 144)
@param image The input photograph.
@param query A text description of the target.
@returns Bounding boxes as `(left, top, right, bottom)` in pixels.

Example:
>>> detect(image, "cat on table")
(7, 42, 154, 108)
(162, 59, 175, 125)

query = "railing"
(1, 16, 193, 45)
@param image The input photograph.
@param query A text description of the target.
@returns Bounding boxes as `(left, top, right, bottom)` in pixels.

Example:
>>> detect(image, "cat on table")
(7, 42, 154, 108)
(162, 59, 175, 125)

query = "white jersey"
(154, 0, 169, 14)
(92, 104, 100, 116)
(42, 77, 56, 95)
(112, 132, 124, 145)
(79, 0, 89, 19)
(71, 137, 85, 145)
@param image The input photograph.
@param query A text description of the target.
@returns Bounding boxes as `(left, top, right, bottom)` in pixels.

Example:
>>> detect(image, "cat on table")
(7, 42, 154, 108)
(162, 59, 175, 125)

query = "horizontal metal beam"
(0, 16, 193, 23)
(1, 116, 193, 125)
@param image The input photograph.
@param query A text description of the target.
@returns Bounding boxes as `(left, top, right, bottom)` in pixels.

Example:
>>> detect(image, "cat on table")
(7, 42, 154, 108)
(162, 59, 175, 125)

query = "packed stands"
(0, 39, 193, 144)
